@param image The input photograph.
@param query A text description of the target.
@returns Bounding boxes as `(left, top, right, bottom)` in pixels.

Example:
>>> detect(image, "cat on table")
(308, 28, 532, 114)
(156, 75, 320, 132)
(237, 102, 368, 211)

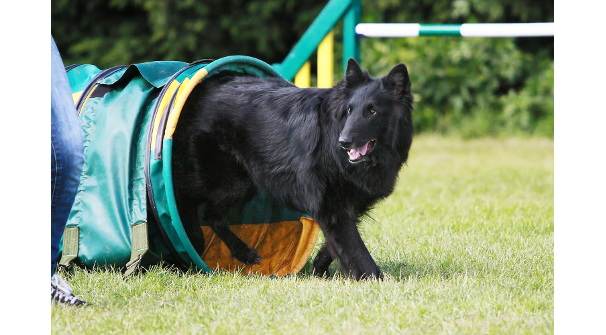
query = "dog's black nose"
(339, 138, 352, 149)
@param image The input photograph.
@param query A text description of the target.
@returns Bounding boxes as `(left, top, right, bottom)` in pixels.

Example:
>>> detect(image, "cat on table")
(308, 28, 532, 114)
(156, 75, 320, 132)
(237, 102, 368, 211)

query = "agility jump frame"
(272, 0, 554, 88)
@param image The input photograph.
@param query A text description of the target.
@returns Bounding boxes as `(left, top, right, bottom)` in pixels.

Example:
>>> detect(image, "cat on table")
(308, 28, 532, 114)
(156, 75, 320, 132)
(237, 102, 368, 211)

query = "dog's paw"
(312, 266, 331, 279)
(351, 267, 383, 281)
(234, 248, 262, 265)
(362, 271, 383, 281)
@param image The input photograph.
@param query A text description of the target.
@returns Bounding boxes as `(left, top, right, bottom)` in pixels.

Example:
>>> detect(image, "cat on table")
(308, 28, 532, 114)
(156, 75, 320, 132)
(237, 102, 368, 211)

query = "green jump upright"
(273, 0, 360, 81)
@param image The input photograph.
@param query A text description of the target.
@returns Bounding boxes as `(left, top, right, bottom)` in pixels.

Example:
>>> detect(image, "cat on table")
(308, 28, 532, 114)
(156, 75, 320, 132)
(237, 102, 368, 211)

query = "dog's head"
(336, 58, 413, 172)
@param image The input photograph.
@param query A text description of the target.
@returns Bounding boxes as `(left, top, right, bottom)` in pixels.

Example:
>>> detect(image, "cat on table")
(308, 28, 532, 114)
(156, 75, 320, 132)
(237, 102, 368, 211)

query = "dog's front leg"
(316, 214, 382, 280)
(312, 243, 334, 277)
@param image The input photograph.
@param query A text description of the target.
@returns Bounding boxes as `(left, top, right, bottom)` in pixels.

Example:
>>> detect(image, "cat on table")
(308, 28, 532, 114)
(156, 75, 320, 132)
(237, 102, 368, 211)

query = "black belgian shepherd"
(172, 58, 413, 280)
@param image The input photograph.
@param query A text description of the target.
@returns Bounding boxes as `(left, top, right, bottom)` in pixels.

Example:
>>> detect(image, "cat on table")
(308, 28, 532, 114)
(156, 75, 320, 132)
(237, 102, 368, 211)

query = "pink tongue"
(348, 142, 369, 160)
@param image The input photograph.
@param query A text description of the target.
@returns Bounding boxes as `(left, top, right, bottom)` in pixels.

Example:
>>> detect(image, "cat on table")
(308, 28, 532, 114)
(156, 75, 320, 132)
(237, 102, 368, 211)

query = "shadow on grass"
(297, 257, 472, 282)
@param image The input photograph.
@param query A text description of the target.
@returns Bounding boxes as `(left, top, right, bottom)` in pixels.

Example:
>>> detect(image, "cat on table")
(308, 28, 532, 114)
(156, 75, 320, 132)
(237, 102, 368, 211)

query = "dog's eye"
(347, 107, 352, 115)
(370, 109, 377, 115)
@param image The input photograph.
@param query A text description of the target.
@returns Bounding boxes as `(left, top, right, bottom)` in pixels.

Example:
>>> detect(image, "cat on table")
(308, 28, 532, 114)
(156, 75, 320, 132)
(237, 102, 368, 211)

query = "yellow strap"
(150, 80, 181, 148)
(164, 69, 208, 140)
(78, 85, 98, 116)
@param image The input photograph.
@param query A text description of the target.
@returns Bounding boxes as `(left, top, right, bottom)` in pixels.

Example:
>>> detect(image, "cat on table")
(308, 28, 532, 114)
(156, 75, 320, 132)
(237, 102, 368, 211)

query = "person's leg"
(50, 35, 83, 277)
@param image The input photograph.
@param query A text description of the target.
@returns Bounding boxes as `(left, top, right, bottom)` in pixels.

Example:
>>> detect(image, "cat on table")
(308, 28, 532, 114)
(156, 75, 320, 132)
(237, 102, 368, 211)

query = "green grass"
(52, 136, 554, 334)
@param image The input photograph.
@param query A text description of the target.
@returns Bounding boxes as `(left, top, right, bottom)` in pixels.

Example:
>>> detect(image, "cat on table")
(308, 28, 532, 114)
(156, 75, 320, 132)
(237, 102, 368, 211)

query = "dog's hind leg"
(204, 204, 261, 265)
(179, 202, 206, 256)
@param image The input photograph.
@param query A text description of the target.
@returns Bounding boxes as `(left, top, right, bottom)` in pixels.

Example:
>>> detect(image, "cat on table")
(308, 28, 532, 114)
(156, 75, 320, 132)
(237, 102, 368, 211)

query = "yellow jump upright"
(293, 30, 334, 89)
(317, 31, 334, 88)
(294, 61, 311, 88)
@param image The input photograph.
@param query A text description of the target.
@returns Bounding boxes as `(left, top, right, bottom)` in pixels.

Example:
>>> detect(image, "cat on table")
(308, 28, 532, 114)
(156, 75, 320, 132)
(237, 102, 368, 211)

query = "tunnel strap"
(58, 227, 79, 267)
(125, 221, 149, 275)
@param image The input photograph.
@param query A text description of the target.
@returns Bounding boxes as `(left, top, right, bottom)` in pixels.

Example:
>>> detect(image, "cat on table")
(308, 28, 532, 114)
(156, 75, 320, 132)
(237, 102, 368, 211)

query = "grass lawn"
(51, 135, 554, 334)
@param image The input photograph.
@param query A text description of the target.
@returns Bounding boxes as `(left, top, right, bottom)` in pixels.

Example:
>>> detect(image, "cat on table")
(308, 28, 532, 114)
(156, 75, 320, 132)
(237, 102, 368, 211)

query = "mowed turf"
(51, 136, 554, 334)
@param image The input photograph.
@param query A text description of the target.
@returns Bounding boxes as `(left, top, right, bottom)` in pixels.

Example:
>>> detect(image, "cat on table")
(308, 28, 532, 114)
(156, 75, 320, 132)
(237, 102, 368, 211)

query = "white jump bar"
(355, 23, 555, 37)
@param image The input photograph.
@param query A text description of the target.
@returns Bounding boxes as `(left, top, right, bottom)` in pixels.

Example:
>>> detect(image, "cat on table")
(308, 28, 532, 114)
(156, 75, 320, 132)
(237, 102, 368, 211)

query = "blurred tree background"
(52, 0, 553, 137)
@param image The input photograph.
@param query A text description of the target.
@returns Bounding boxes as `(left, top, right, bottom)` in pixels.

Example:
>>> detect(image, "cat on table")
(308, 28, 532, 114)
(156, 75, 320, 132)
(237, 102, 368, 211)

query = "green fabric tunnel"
(59, 56, 320, 276)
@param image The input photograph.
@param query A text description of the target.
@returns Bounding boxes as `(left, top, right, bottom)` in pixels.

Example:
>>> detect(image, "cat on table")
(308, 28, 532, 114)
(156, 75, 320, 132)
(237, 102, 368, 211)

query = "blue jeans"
(51, 36, 84, 277)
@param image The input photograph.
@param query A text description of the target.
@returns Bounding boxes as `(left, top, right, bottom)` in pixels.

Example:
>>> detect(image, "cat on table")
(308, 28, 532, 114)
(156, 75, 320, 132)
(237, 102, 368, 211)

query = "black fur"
(172, 58, 413, 280)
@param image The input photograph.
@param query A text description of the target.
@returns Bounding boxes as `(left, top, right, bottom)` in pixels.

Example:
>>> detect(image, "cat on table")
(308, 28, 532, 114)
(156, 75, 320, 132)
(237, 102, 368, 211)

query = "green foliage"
(52, 0, 326, 67)
(51, 0, 553, 137)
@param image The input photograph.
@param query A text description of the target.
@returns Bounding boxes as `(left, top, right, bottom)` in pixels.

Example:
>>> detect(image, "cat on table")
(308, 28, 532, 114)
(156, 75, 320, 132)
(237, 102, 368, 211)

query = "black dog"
(172, 58, 413, 279)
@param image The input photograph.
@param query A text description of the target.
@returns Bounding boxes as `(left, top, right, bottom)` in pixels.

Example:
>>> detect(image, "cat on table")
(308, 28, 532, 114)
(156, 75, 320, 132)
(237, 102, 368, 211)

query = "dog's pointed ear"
(381, 63, 411, 99)
(344, 58, 365, 88)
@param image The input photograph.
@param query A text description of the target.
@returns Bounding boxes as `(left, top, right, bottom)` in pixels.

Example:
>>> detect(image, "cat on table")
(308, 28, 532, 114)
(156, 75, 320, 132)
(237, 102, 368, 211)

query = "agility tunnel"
(58, 56, 320, 276)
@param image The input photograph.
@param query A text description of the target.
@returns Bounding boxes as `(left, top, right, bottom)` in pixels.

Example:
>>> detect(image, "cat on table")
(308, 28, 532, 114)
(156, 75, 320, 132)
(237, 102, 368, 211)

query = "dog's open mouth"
(347, 140, 376, 164)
